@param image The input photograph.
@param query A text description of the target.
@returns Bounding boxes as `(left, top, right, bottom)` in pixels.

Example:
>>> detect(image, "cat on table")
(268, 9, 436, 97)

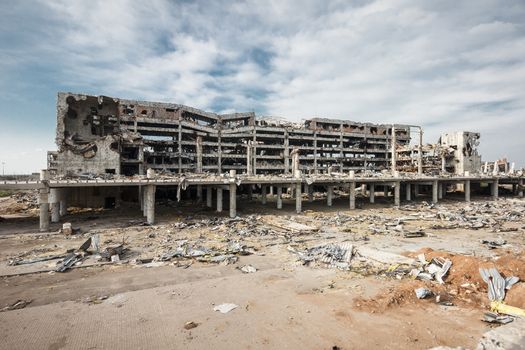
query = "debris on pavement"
(1, 299, 32, 312)
(482, 312, 514, 324)
(239, 265, 257, 273)
(184, 321, 199, 330)
(213, 303, 239, 314)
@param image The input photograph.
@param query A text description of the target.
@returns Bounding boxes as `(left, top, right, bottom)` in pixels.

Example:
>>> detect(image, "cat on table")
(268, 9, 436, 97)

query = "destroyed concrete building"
(48, 92, 415, 177)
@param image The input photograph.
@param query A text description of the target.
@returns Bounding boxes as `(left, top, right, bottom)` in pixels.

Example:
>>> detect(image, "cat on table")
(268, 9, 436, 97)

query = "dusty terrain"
(0, 190, 524, 350)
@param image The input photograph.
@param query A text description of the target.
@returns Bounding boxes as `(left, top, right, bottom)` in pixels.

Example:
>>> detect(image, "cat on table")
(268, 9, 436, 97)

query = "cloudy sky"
(1, 0, 524, 174)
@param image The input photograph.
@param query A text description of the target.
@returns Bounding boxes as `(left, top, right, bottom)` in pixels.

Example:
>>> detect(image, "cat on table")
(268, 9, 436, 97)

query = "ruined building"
(48, 92, 416, 178)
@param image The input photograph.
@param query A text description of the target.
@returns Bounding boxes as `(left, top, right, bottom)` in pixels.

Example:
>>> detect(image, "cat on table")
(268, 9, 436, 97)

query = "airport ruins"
(1, 92, 523, 230)
(1, 93, 525, 349)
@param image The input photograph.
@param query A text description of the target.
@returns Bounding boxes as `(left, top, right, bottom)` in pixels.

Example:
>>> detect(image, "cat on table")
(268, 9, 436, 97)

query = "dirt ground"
(0, 190, 524, 350)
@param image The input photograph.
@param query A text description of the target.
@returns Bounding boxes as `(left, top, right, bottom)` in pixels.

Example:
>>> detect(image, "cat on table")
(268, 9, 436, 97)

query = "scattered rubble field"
(1, 192, 525, 349)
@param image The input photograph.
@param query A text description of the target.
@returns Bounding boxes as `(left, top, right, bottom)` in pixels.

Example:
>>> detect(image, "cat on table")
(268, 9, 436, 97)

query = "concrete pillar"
(442, 183, 447, 198)
(438, 183, 443, 200)
(206, 187, 212, 207)
(405, 183, 411, 201)
(369, 184, 375, 203)
(492, 180, 499, 200)
(512, 184, 517, 196)
(464, 180, 471, 202)
(307, 185, 313, 202)
(146, 185, 156, 225)
(394, 182, 400, 207)
(269, 186, 274, 196)
(276, 186, 283, 209)
(49, 188, 60, 223)
(327, 186, 333, 207)
(39, 188, 50, 232)
(295, 182, 302, 213)
(414, 184, 419, 197)
(216, 188, 223, 213)
(196, 185, 203, 203)
(349, 182, 356, 210)
(383, 185, 389, 198)
(247, 186, 253, 201)
(59, 189, 67, 216)
(229, 170, 237, 218)
(519, 179, 524, 198)
(432, 180, 438, 204)
(261, 185, 267, 205)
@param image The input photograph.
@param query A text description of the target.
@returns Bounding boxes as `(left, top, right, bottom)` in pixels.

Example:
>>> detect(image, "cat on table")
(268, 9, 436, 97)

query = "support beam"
(307, 185, 313, 202)
(405, 183, 411, 201)
(349, 182, 356, 210)
(49, 188, 60, 223)
(229, 170, 237, 218)
(491, 180, 499, 200)
(247, 186, 253, 201)
(206, 187, 212, 207)
(276, 186, 283, 209)
(143, 185, 148, 217)
(139, 186, 143, 211)
(261, 185, 267, 205)
(146, 185, 156, 225)
(327, 186, 333, 207)
(295, 182, 302, 213)
(438, 183, 443, 200)
(414, 184, 419, 197)
(39, 188, 50, 232)
(216, 188, 223, 213)
(519, 179, 524, 198)
(464, 180, 471, 202)
(196, 185, 203, 203)
(59, 189, 67, 217)
(383, 185, 389, 199)
(369, 184, 375, 203)
(432, 180, 438, 204)
(394, 182, 400, 207)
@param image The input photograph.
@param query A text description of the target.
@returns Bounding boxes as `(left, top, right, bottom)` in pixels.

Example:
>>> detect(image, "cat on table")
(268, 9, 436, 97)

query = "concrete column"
(59, 189, 67, 216)
(383, 185, 389, 198)
(206, 187, 212, 207)
(432, 180, 438, 204)
(519, 179, 524, 198)
(442, 183, 447, 198)
(307, 185, 313, 202)
(49, 188, 60, 223)
(327, 186, 333, 207)
(247, 186, 253, 201)
(276, 186, 283, 209)
(269, 186, 273, 196)
(349, 182, 356, 210)
(512, 184, 517, 196)
(295, 182, 302, 213)
(39, 188, 50, 232)
(229, 170, 237, 218)
(394, 182, 400, 207)
(464, 180, 471, 202)
(438, 183, 443, 200)
(261, 185, 267, 205)
(405, 183, 411, 201)
(216, 188, 223, 213)
(414, 184, 419, 197)
(146, 185, 156, 225)
(369, 184, 375, 203)
(196, 185, 203, 203)
(491, 180, 499, 200)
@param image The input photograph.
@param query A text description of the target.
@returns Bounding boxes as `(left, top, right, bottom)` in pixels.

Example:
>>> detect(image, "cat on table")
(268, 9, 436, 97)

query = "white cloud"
(1, 0, 525, 172)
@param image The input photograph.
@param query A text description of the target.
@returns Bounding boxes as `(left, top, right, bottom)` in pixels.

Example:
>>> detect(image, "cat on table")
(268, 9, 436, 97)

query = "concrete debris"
(480, 239, 507, 249)
(482, 312, 514, 325)
(56, 252, 84, 272)
(411, 256, 452, 284)
(414, 288, 432, 299)
(239, 265, 257, 273)
(62, 222, 73, 236)
(8, 253, 68, 266)
(1, 299, 32, 312)
(289, 242, 354, 270)
(213, 303, 238, 314)
(184, 321, 199, 330)
(476, 317, 525, 350)
(158, 241, 252, 264)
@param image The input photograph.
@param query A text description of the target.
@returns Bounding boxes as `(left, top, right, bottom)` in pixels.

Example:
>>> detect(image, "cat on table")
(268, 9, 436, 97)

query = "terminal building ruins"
(1, 92, 523, 231)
